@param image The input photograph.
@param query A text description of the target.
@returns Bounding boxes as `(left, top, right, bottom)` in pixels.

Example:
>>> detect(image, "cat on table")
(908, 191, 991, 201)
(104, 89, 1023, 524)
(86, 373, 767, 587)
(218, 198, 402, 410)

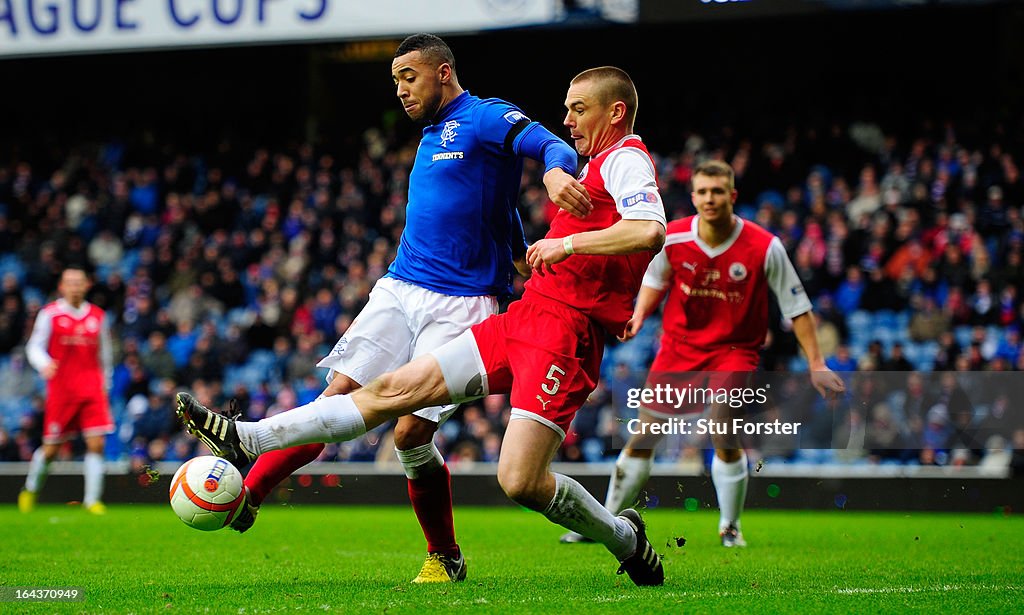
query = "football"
(168, 456, 245, 531)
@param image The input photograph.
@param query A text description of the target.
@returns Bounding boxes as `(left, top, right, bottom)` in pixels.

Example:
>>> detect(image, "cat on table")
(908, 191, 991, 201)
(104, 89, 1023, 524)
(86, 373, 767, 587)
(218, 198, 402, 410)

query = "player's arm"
(527, 147, 666, 272)
(100, 311, 114, 391)
(25, 308, 57, 380)
(527, 218, 665, 274)
(620, 285, 667, 342)
(765, 238, 845, 398)
(479, 101, 591, 218)
(510, 121, 592, 218)
(619, 247, 671, 341)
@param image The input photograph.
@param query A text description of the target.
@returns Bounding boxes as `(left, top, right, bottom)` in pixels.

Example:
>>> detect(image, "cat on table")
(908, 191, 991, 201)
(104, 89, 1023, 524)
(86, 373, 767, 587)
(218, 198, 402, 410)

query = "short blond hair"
(571, 66, 638, 131)
(693, 160, 735, 189)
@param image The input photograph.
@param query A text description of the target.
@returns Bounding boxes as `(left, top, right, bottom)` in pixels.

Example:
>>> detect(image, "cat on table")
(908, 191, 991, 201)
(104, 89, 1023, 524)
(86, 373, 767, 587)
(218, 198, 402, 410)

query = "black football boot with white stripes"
(175, 392, 256, 467)
(615, 508, 665, 586)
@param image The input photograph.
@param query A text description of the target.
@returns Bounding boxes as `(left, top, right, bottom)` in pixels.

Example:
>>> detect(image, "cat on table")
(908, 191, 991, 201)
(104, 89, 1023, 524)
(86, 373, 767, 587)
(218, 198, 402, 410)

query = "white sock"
(543, 473, 637, 560)
(605, 450, 653, 515)
(25, 448, 50, 493)
(712, 451, 748, 531)
(236, 394, 366, 455)
(395, 443, 444, 480)
(84, 452, 104, 506)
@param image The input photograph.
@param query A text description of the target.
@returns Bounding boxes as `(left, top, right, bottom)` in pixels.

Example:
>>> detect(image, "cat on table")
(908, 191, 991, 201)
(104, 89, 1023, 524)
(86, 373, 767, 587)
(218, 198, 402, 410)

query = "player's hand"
(526, 238, 570, 274)
(513, 255, 532, 279)
(41, 361, 58, 380)
(810, 367, 845, 399)
(543, 168, 592, 218)
(618, 316, 645, 342)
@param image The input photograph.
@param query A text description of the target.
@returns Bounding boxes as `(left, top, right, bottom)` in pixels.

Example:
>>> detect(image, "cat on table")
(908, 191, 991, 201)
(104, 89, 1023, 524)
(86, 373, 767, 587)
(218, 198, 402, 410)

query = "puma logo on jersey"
(536, 395, 552, 411)
(682, 261, 697, 272)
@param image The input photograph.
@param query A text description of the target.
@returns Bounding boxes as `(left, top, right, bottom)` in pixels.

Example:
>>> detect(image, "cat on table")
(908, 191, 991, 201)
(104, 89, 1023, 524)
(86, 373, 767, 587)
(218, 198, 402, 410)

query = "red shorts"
(469, 295, 604, 436)
(43, 385, 114, 444)
(642, 342, 760, 418)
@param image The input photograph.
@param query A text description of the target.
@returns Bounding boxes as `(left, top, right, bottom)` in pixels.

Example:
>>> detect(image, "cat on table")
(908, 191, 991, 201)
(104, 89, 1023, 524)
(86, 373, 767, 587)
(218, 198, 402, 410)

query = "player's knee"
(393, 418, 435, 450)
(497, 468, 546, 510)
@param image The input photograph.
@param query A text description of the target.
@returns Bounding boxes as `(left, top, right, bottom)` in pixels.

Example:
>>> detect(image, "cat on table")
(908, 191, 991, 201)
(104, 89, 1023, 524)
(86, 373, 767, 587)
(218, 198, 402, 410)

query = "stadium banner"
(0, 0, 560, 59)
(608, 371, 1022, 462)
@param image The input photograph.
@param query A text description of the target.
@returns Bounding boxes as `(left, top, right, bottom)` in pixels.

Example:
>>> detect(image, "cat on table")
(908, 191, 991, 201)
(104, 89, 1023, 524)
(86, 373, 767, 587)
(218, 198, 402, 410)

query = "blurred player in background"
(178, 66, 669, 586)
(232, 33, 589, 584)
(20, 266, 113, 515)
(561, 160, 846, 546)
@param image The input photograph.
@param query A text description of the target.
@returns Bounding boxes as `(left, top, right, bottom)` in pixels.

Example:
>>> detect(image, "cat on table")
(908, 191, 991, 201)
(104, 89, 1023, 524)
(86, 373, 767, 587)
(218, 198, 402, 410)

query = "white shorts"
(316, 277, 498, 424)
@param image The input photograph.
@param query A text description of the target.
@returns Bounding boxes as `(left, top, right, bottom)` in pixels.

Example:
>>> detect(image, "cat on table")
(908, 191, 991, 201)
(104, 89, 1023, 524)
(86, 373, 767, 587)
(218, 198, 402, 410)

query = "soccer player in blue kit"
(231, 34, 591, 583)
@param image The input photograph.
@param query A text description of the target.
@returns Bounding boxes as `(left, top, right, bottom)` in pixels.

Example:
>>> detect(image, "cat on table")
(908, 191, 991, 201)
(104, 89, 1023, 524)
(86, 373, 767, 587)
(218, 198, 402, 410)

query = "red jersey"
(27, 300, 110, 395)
(647, 216, 811, 352)
(525, 135, 666, 335)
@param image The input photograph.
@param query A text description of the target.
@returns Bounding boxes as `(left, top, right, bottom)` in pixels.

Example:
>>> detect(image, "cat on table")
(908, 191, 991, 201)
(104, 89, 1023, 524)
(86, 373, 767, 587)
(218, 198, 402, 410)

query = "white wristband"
(563, 235, 575, 255)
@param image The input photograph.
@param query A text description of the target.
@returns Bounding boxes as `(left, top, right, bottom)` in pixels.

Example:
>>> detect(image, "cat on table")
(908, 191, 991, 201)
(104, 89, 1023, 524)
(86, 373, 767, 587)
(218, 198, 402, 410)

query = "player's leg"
(22, 392, 71, 511)
(20, 442, 60, 513)
(178, 352, 455, 458)
(82, 435, 107, 514)
(400, 291, 496, 582)
(176, 288, 484, 458)
(498, 418, 662, 586)
(394, 415, 465, 583)
(231, 279, 418, 530)
(711, 401, 748, 547)
(227, 376, 358, 533)
(560, 411, 665, 544)
(606, 411, 667, 514)
(78, 394, 115, 514)
(240, 374, 359, 510)
(495, 301, 661, 585)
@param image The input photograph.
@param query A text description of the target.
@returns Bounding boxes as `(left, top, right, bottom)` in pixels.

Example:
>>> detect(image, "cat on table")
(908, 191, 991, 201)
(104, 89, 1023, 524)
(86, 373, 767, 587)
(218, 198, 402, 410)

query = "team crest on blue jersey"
(503, 110, 529, 124)
(440, 120, 460, 148)
(728, 262, 748, 281)
(622, 191, 658, 208)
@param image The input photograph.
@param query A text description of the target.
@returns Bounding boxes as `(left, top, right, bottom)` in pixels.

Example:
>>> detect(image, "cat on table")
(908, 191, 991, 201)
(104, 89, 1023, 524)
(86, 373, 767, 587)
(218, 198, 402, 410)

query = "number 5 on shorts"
(541, 364, 566, 395)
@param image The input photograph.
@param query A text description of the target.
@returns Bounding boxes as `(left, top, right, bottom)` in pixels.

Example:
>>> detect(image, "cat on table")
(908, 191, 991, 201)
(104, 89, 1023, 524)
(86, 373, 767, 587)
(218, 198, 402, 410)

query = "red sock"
(244, 443, 324, 506)
(408, 464, 458, 556)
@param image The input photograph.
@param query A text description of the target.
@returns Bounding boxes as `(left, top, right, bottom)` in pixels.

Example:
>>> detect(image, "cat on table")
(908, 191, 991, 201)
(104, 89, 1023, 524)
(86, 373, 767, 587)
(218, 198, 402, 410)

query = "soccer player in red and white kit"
(178, 67, 668, 585)
(20, 267, 114, 515)
(562, 160, 846, 547)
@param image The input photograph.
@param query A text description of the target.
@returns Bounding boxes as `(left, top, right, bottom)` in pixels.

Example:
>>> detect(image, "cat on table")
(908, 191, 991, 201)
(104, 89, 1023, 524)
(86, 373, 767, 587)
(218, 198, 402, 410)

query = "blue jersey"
(386, 92, 535, 298)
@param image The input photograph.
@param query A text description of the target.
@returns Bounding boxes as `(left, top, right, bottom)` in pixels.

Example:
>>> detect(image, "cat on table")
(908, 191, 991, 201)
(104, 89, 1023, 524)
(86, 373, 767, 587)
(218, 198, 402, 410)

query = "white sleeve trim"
(641, 246, 671, 291)
(602, 148, 666, 226)
(26, 308, 54, 372)
(765, 237, 813, 319)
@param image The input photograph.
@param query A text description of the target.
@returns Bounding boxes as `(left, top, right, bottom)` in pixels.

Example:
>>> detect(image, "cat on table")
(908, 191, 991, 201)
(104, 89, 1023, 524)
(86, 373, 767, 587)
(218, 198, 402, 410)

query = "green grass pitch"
(3, 504, 1021, 613)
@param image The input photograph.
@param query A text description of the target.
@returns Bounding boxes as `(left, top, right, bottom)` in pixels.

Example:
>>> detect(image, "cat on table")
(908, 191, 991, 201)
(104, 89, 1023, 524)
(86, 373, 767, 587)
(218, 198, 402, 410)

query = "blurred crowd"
(1, 116, 1023, 475)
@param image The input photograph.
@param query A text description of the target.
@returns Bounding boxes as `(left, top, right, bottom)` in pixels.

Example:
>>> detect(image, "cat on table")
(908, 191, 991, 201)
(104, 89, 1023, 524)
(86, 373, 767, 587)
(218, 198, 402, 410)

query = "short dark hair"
(693, 160, 735, 189)
(395, 33, 455, 70)
(571, 66, 638, 130)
